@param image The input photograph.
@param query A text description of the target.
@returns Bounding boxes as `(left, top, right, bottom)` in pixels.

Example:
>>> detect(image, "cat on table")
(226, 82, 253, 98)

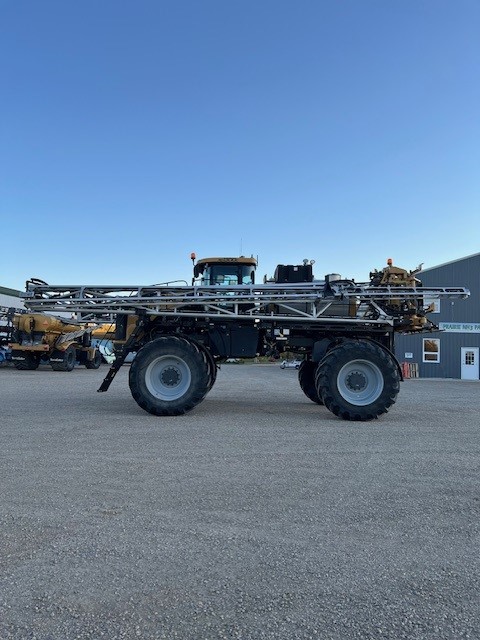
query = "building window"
(423, 338, 440, 363)
(424, 298, 440, 313)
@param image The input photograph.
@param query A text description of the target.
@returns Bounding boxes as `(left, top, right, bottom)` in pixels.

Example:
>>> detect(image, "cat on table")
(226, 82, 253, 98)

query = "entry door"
(461, 347, 479, 380)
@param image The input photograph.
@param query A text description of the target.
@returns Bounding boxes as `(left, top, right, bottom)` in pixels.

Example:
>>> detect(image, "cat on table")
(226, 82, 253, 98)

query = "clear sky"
(1, 0, 479, 290)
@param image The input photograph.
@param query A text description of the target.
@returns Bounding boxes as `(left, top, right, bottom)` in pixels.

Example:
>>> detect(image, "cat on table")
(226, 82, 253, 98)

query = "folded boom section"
(22, 281, 469, 331)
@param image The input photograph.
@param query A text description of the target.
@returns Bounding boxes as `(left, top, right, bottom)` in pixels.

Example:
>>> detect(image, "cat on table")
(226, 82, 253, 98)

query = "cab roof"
(194, 256, 257, 277)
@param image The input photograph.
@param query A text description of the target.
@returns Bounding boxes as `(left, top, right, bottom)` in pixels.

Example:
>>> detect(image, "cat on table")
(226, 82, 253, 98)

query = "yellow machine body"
(14, 313, 80, 335)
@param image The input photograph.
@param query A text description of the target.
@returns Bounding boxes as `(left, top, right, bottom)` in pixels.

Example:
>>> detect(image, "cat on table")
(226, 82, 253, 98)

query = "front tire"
(316, 340, 400, 421)
(129, 336, 210, 416)
(85, 350, 102, 369)
(51, 345, 76, 372)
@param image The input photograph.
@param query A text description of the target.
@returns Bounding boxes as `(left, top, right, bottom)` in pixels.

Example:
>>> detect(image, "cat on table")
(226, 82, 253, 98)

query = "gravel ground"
(0, 363, 479, 640)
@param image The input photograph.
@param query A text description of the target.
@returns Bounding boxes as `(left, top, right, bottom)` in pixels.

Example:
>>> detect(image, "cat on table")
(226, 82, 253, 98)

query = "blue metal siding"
(395, 253, 480, 379)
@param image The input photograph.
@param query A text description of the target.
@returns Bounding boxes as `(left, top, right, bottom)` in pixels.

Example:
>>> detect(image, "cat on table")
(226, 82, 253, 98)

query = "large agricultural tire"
(128, 336, 210, 416)
(13, 353, 40, 370)
(315, 340, 400, 421)
(85, 350, 102, 369)
(51, 345, 76, 372)
(298, 361, 323, 405)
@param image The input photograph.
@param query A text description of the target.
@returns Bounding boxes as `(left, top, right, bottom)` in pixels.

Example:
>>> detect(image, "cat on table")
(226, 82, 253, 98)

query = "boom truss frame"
(21, 281, 470, 331)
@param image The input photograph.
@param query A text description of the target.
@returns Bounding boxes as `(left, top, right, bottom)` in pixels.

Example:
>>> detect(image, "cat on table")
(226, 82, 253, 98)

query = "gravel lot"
(1, 363, 479, 640)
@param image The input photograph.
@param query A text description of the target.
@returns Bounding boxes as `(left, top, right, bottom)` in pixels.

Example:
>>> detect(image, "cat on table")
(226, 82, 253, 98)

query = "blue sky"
(1, 0, 479, 290)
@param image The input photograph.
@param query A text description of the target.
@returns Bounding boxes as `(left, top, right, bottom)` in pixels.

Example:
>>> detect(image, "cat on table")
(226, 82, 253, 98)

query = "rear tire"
(129, 336, 210, 416)
(316, 340, 400, 421)
(298, 361, 323, 405)
(13, 353, 40, 370)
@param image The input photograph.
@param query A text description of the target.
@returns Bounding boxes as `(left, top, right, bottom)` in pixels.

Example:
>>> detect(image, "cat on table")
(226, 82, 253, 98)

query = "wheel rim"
(145, 355, 192, 400)
(337, 359, 384, 406)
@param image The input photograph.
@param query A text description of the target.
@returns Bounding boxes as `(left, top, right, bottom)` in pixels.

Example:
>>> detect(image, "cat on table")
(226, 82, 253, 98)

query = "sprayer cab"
(191, 255, 257, 286)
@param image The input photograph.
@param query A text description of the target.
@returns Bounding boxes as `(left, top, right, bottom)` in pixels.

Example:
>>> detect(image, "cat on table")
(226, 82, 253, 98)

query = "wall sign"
(439, 322, 480, 333)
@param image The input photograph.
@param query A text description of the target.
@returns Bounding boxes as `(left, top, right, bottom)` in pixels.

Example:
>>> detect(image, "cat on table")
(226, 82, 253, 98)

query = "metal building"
(394, 253, 480, 380)
(0, 285, 25, 310)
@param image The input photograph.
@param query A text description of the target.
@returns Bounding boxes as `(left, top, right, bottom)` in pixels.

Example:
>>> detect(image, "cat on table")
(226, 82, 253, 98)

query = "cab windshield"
(202, 265, 254, 286)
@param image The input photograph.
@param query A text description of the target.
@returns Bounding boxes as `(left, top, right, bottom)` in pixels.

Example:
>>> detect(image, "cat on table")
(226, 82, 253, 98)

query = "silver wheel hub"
(145, 355, 192, 400)
(337, 359, 384, 406)
(161, 366, 182, 387)
(345, 371, 367, 392)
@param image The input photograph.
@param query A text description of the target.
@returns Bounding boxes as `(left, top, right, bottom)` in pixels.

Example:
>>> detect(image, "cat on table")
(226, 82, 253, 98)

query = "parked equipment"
(21, 256, 469, 420)
(0, 306, 17, 364)
(8, 311, 102, 371)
